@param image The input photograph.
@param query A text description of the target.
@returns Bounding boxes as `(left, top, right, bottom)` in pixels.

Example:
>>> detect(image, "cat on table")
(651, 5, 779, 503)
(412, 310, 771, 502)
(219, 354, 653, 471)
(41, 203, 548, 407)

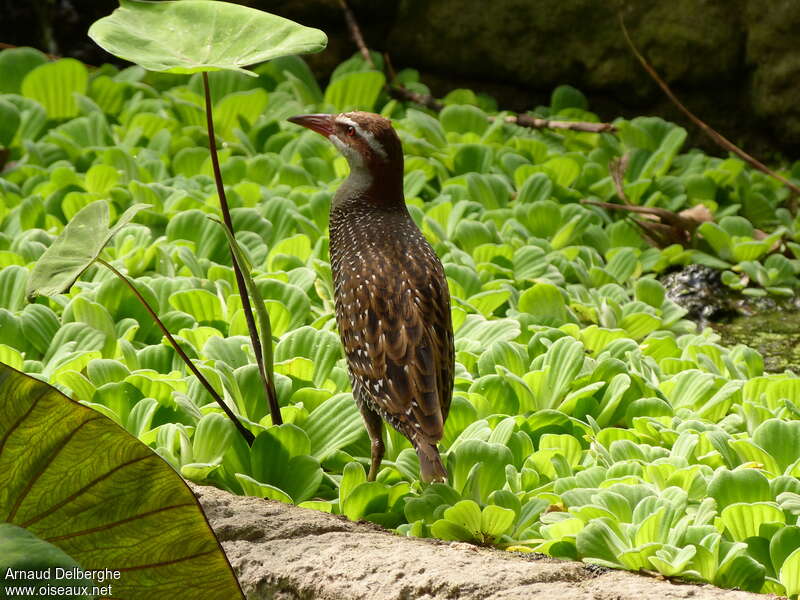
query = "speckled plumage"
(289, 111, 454, 482)
(330, 201, 453, 478)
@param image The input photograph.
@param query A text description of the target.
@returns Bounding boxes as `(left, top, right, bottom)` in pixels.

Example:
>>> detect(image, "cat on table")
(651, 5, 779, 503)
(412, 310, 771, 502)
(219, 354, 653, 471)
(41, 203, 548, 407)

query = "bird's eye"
(345, 126, 356, 137)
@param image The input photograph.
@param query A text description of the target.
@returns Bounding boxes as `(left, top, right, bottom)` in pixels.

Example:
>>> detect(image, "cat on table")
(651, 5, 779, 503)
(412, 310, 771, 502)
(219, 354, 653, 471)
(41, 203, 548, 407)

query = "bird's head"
(288, 111, 403, 176)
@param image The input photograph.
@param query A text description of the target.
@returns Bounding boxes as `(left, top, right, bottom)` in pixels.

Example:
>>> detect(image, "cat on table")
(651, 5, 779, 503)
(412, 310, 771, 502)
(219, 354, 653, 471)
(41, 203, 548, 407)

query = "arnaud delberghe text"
(4, 567, 121, 583)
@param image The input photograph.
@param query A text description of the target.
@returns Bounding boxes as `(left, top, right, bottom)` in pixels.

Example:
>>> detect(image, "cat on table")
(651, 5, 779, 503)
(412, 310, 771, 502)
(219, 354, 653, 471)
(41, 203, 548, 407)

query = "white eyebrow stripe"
(336, 115, 388, 160)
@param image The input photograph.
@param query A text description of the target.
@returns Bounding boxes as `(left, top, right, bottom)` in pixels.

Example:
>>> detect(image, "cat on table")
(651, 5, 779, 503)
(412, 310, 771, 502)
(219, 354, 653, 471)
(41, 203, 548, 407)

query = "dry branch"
(619, 15, 800, 201)
(336, 0, 374, 67)
(334, 2, 615, 134)
(582, 199, 713, 248)
(503, 114, 617, 134)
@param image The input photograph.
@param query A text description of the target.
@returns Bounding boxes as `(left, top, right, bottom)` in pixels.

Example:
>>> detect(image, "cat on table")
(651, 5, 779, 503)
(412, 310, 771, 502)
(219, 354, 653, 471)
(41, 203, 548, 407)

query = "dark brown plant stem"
(202, 72, 282, 426)
(619, 14, 800, 204)
(97, 258, 254, 445)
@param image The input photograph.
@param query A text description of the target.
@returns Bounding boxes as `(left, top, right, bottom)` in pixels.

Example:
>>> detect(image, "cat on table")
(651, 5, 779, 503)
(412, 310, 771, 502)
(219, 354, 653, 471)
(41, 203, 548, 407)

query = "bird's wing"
(337, 244, 453, 444)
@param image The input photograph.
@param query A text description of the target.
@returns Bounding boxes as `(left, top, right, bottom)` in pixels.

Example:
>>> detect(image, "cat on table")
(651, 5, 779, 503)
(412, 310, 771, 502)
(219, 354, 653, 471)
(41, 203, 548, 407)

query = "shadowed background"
(3, 0, 799, 158)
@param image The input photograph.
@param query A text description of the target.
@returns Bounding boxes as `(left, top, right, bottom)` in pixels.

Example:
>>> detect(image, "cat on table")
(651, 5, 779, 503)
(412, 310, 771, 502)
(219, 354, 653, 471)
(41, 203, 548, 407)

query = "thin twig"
(336, 0, 374, 67)
(383, 52, 398, 82)
(334, 2, 614, 133)
(336, 0, 444, 111)
(619, 14, 800, 201)
(202, 72, 282, 426)
(97, 259, 255, 445)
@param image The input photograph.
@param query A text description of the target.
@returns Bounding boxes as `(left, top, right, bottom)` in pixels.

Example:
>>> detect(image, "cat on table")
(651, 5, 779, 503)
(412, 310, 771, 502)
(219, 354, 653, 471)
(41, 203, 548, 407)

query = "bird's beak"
(287, 113, 335, 137)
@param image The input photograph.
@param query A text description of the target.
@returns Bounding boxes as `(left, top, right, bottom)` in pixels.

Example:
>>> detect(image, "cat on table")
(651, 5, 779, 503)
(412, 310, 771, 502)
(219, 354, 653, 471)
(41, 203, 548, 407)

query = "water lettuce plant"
(2, 43, 800, 596)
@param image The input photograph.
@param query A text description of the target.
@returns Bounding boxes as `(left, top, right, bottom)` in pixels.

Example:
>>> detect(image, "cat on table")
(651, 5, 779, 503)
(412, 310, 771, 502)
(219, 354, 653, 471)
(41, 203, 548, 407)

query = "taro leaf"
(26, 200, 149, 300)
(0, 362, 244, 599)
(89, 0, 327, 77)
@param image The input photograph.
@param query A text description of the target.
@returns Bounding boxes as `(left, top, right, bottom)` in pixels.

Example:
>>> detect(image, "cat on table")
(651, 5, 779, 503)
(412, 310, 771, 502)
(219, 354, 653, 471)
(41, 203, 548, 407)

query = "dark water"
(712, 311, 800, 373)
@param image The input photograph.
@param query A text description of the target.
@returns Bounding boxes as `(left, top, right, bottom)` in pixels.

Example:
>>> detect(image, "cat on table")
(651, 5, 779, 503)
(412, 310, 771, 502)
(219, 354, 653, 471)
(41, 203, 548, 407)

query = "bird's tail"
(416, 442, 447, 483)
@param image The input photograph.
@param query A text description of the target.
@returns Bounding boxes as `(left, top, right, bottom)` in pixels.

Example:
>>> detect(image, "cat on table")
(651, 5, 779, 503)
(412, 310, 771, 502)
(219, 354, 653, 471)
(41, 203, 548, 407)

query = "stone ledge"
(191, 483, 776, 600)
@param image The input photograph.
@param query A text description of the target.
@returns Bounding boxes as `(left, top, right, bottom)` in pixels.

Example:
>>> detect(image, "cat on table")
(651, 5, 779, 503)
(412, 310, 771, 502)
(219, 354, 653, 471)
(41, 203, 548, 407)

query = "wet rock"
(661, 264, 733, 323)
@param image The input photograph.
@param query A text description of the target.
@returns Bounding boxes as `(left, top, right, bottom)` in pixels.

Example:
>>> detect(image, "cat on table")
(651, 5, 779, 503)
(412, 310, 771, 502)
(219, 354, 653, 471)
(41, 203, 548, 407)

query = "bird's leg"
(359, 401, 385, 482)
